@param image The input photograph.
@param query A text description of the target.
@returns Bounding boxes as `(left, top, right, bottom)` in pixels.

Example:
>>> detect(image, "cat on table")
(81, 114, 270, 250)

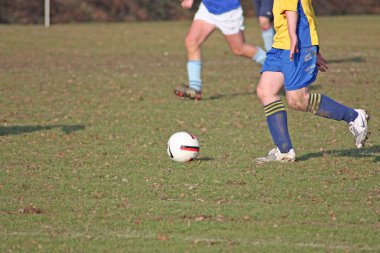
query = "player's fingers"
(322, 61, 328, 70)
(317, 63, 327, 72)
(320, 60, 328, 71)
(319, 56, 328, 67)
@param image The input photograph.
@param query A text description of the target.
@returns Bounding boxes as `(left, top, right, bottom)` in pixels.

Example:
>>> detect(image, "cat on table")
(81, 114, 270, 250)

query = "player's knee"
(287, 99, 300, 110)
(256, 84, 269, 103)
(260, 23, 272, 31)
(230, 46, 244, 56)
(287, 96, 307, 111)
(259, 21, 271, 31)
(258, 17, 272, 31)
(185, 36, 199, 50)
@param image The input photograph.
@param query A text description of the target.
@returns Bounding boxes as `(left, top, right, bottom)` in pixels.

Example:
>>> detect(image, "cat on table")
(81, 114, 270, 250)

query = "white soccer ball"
(167, 132, 200, 162)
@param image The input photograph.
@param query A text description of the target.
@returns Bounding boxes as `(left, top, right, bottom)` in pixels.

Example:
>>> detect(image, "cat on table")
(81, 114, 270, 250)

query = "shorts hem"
(284, 76, 317, 91)
(194, 3, 244, 35)
(221, 28, 245, 35)
(261, 68, 281, 74)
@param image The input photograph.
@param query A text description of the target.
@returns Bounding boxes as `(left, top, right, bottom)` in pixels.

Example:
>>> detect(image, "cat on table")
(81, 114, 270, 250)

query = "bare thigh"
(186, 20, 215, 60)
(256, 71, 284, 105)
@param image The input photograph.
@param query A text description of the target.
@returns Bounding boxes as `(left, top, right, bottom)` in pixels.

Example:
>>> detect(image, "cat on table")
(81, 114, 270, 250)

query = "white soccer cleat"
(256, 148, 296, 164)
(349, 109, 369, 148)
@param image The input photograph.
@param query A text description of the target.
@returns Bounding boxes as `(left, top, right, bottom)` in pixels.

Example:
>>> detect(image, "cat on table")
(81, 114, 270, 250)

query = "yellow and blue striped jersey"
(272, 0, 319, 50)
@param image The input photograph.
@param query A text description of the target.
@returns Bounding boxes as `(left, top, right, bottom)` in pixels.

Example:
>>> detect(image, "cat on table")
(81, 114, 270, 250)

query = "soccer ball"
(167, 132, 200, 162)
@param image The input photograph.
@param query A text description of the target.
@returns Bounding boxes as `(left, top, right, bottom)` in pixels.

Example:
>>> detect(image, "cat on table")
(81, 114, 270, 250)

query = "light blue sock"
(187, 60, 202, 92)
(252, 47, 266, 65)
(262, 27, 274, 51)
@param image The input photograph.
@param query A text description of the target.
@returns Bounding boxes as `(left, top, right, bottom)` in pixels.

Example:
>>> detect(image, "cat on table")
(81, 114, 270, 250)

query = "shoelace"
(349, 125, 359, 137)
(257, 149, 277, 162)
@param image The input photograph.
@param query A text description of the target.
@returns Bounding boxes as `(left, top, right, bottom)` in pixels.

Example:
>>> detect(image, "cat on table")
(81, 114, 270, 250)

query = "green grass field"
(0, 16, 379, 252)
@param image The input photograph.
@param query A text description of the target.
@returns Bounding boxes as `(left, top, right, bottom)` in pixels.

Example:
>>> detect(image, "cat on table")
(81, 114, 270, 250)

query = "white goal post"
(45, 0, 50, 27)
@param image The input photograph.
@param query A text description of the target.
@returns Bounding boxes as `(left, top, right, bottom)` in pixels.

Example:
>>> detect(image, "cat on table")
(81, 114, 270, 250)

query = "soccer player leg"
(218, 6, 266, 65)
(257, 0, 274, 51)
(306, 93, 369, 147)
(284, 47, 356, 118)
(259, 17, 274, 52)
(285, 47, 369, 148)
(185, 19, 215, 93)
(224, 32, 266, 65)
(256, 70, 295, 163)
(223, 30, 266, 65)
(174, 18, 214, 100)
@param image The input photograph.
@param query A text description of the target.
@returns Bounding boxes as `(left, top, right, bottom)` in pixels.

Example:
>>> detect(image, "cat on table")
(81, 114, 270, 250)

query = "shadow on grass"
(297, 145, 380, 162)
(194, 157, 215, 161)
(206, 91, 255, 100)
(203, 84, 321, 100)
(0, 125, 85, 136)
(328, 57, 365, 64)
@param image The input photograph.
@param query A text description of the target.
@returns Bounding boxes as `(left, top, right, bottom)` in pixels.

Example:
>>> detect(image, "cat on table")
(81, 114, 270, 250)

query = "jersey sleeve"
(278, 0, 298, 13)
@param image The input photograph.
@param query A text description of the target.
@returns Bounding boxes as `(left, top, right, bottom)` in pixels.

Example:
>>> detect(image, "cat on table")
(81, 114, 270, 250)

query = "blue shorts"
(261, 46, 319, 91)
(253, 0, 273, 20)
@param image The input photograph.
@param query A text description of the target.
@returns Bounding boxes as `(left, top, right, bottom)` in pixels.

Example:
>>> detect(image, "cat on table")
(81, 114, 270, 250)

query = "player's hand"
(181, 0, 193, 9)
(289, 34, 298, 62)
(317, 52, 328, 72)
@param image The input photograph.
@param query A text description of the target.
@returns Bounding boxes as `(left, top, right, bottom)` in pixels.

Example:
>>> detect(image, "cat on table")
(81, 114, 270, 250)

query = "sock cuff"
(253, 47, 266, 64)
(188, 60, 202, 65)
(306, 93, 322, 114)
(264, 100, 286, 117)
(189, 81, 202, 91)
(262, 27, 275, 36)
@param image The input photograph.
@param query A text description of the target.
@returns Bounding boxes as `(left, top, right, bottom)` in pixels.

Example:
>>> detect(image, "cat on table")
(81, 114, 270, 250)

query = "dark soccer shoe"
(174, 85, 202, 100)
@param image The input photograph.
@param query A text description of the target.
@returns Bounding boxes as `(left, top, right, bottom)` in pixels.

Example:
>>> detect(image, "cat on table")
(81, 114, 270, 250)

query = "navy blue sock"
(306, 93, 358, 123)
(264, 100, 293, 153)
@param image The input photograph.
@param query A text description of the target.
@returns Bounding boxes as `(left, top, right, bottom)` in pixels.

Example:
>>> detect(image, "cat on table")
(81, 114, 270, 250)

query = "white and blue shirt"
(202, 0, 241, 14)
